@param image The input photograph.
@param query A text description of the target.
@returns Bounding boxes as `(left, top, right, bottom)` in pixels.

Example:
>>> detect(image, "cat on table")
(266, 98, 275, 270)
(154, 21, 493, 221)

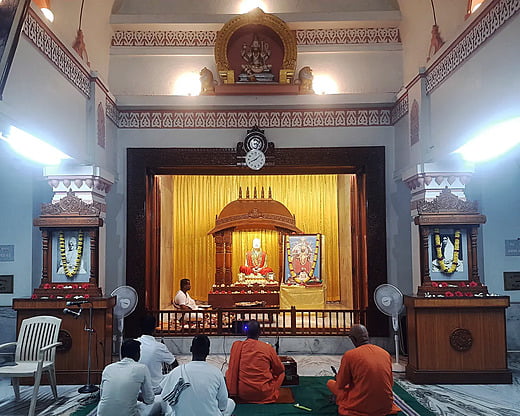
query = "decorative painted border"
(22, 9, 91, 97)
(391, 93, 408, 124)
(112, 27, 400, 47)
(425, 0, 520, 94)
(118, 108, 391, 129)
(106, 96, 119, 125)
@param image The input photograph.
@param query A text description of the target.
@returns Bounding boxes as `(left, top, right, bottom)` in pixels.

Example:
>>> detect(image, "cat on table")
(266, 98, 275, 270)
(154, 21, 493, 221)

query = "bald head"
(349, 324, 369, 347)
(245, 319, 260, 339)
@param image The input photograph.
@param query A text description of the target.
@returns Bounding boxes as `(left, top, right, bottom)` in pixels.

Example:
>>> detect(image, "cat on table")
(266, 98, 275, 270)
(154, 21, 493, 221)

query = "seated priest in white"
(173, 278, 200, 310)
(137, 314, 178, 394)
(97, 339, 163, 416)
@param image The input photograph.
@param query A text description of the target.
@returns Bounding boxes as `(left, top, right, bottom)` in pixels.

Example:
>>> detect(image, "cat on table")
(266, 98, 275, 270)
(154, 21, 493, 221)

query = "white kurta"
(174, 290, 199, 310)
(137, 335, 176, 393)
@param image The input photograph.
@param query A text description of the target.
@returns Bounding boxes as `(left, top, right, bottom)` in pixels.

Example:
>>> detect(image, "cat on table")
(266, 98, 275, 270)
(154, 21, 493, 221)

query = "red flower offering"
(84, 294, 90, 299)
(458, 282, 467, 288)
(31, 294, 38, 299)
(431, 282, 439, 288)
(65, 294, 72, 299)
(469, 281, 478, 287)
(49, 294, 56, 299)
(465, 292, 474, 297)
(57, 284, 64, 289)
(72, 284, 79, 289)
(454, 291, 464, 297)
(445, 291, 454, 297)
(43, 283, 51, 289)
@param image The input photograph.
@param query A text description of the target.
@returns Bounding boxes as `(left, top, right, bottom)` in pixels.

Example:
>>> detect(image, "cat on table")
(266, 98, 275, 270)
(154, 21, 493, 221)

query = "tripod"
(78, 304, 99, 394)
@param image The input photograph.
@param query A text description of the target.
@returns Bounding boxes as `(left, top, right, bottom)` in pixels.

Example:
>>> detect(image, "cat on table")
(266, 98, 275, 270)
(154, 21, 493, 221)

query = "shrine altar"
(280, 284, 325, 309)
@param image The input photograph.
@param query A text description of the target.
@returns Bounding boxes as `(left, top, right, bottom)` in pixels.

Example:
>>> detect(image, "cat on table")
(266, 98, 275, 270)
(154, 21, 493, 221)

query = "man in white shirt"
(161, 335, 235, 416)
(97, 339, 162, 416)
(137, 314, 178, 394)
(173, 278, 199, 310)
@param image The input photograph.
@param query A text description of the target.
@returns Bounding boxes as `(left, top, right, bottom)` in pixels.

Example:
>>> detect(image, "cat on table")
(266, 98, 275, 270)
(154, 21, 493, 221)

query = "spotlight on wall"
(454, 117, 520, 162)
(173, 72, 201, 96)
(312, 74, 338, 95)
(33, 0, 54, 22)
(239, 0, 267, 13)
(0, 126, 71, 165)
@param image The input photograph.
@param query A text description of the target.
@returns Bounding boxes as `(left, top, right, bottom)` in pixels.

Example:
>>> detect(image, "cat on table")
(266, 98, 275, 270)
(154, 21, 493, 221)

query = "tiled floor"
(1, 353, 519, 415)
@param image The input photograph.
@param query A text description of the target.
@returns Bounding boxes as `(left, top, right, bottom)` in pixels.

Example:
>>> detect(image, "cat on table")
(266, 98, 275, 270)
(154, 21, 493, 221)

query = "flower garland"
(433, 228, 460, 274)
(59, 231, 84, 278)
(286, 235, 320, 280)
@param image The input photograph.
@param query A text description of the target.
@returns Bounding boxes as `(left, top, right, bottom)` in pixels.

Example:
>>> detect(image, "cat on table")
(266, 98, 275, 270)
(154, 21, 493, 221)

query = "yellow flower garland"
(59, 231, 84, 278)
(433, 228, 461, 274)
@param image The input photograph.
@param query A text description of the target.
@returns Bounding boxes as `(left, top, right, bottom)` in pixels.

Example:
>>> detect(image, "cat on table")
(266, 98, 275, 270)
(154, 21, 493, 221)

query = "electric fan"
(374, 284, 406, 372)
(111, 285, 138, 356)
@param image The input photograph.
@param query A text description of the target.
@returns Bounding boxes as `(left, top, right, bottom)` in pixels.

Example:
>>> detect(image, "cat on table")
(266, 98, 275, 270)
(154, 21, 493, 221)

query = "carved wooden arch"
(208, 187, 302, 284)
(214, 7, 297, 84)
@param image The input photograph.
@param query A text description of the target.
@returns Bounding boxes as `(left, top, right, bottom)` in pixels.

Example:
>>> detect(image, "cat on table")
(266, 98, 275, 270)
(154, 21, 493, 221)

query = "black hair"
(191, 334, 210, 357)
(180, 278, 190, 288)
(141, 314, 156, 335)
(121, 338, 141, 360)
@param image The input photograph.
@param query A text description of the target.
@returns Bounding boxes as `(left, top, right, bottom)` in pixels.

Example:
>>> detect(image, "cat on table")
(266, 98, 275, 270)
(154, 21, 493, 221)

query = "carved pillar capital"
(43, 165, 114, 218)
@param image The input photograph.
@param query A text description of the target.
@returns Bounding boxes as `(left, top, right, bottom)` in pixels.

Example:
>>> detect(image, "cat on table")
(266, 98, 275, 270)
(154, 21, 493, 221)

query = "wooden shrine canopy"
(208, 187, 302, 284)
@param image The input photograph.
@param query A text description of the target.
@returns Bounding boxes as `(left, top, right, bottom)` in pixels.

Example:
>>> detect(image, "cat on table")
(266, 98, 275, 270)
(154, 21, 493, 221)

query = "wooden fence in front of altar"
(153, 306, 367, 336)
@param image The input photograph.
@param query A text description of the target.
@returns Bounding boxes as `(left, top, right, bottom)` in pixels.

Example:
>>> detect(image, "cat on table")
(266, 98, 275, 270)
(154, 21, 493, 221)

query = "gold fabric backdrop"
(159, 174, 351, 308)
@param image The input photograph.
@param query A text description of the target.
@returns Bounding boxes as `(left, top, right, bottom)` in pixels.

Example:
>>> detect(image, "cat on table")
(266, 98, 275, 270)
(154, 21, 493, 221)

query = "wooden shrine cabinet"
(13, 191, 115, 384)
(406, 189, 511, 384)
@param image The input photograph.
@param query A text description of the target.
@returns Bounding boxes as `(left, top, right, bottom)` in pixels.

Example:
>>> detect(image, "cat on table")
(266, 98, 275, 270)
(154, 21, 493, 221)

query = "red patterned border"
(119, 108, 392, 129)
(112, 27, 400, 47)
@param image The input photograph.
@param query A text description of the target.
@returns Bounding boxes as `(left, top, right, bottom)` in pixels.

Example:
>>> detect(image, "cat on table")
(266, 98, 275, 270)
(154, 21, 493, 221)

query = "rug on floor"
(233, 376, 434, 416)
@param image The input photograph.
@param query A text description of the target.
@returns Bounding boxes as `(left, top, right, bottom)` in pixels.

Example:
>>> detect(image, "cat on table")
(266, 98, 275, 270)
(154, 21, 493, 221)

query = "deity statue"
(239, 238, 273, 277)
(238, 35, 274, 82)
(290, 237, 313, 282)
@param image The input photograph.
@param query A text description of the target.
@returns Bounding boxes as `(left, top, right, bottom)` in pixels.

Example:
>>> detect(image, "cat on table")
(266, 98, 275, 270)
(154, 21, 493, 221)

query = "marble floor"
(1, 353, 519, 415)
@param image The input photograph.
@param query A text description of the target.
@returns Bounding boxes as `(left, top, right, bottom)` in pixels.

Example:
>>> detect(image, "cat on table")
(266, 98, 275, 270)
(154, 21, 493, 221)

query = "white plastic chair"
(0, 315, 62, 416)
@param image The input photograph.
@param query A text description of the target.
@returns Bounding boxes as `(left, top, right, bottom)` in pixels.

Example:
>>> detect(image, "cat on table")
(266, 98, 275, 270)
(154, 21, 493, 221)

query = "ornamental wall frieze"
(106, 96, 119, 125)
(404, 173, 472, 191)
(118, 108, 391, 129)
(425, 0, 520, 94)
(111, 27, 400, 47)
(48, 177, 112, 194)
(23, 9, 91, 97)
(390, 93, 408, 124)
(216, 212, 296, 226)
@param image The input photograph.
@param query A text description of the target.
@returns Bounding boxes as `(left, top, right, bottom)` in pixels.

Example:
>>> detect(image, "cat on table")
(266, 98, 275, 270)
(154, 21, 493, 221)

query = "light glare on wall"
(173, 72, 200, 96)
(454, 117, 520, 162)
(239, 0, 267, 13)
(313, 75, 339, 95)
(1, 126, 71, 165)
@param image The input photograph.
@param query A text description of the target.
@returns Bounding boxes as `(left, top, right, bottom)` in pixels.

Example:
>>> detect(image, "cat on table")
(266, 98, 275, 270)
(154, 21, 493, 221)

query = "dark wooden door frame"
(126, 146, 388, 337)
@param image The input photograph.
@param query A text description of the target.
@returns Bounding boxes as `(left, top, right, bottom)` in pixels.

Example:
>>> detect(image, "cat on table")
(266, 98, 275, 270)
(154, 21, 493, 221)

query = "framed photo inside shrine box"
(414, 189, 488, 296)
(50, 229, 91, 283)
(283, 234, 323, 285)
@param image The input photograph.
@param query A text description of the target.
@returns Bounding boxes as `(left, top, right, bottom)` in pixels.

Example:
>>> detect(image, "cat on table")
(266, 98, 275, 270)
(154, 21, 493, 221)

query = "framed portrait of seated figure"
(428, 227, 468, 281)
(51, 229, 91, 283)
(284, 234, 322, 285)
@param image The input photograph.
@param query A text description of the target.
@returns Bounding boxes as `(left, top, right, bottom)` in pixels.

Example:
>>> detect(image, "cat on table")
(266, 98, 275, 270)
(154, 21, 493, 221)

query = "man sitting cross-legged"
(226, 319, 285, 403)
(160, 334, 235, 416)
(137, 314, 178, 394)
(327, 324, 401, 416)
(97, 339, 163, 416)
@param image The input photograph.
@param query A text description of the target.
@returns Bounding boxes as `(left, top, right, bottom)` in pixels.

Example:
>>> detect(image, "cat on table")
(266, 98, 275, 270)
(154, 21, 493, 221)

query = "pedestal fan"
(374, 284, 406, 372)
(111, 285, 138, 357)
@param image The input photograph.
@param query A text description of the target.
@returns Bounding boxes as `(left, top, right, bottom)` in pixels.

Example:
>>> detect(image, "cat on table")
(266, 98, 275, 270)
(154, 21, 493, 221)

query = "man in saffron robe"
(327, 324, 400, 416)
(226, 320, 285, 403)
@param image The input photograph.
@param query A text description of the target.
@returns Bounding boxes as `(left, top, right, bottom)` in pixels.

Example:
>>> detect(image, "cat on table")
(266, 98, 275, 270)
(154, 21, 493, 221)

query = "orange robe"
(226, 338, 285, 403)
(326, 344, 400, 416)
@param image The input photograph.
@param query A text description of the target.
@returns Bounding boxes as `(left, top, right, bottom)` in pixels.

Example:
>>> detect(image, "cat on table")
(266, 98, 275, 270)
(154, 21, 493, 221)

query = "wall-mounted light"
(454, 117, 520, 162)
(312, 74, 338, 95)
(239, 0, 267, 14)
(0, 126, 71, 165)
(32, 0, 54, 22)
(173, 72, 201, 96)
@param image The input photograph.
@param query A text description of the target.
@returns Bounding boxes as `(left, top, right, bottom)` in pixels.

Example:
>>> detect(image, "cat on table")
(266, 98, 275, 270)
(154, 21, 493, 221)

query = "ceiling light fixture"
(32, 0, 54, 22)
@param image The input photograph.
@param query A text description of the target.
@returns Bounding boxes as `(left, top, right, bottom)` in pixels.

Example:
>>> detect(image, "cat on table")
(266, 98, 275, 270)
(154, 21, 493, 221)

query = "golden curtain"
(159, 174, 349, 307)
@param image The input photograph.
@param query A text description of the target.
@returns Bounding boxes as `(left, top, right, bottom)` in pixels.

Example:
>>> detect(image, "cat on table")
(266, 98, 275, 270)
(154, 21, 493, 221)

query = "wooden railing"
(153, 307, 367, 336)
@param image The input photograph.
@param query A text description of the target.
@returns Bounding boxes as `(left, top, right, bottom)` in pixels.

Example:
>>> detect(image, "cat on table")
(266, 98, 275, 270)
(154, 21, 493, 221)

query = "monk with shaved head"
(226, 320, 285, 403)
(327, 324, 400, 416)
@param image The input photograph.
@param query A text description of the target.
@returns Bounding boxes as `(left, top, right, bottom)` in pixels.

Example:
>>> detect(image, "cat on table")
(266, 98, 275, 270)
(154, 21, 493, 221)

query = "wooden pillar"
(89, 229, 99, 286)
(224, 230, 233, 284)
(214, 232, 225, 284)
(278, 232, 284, 283)
(41, 229, 50, 284)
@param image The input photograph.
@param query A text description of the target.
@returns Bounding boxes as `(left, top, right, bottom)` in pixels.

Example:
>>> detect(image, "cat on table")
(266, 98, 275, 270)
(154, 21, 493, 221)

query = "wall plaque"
(505, 240, 520, 256)
(0, 245, 14, 262)
(0, 275, 14, 293)
(504, 272, 520, 291)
